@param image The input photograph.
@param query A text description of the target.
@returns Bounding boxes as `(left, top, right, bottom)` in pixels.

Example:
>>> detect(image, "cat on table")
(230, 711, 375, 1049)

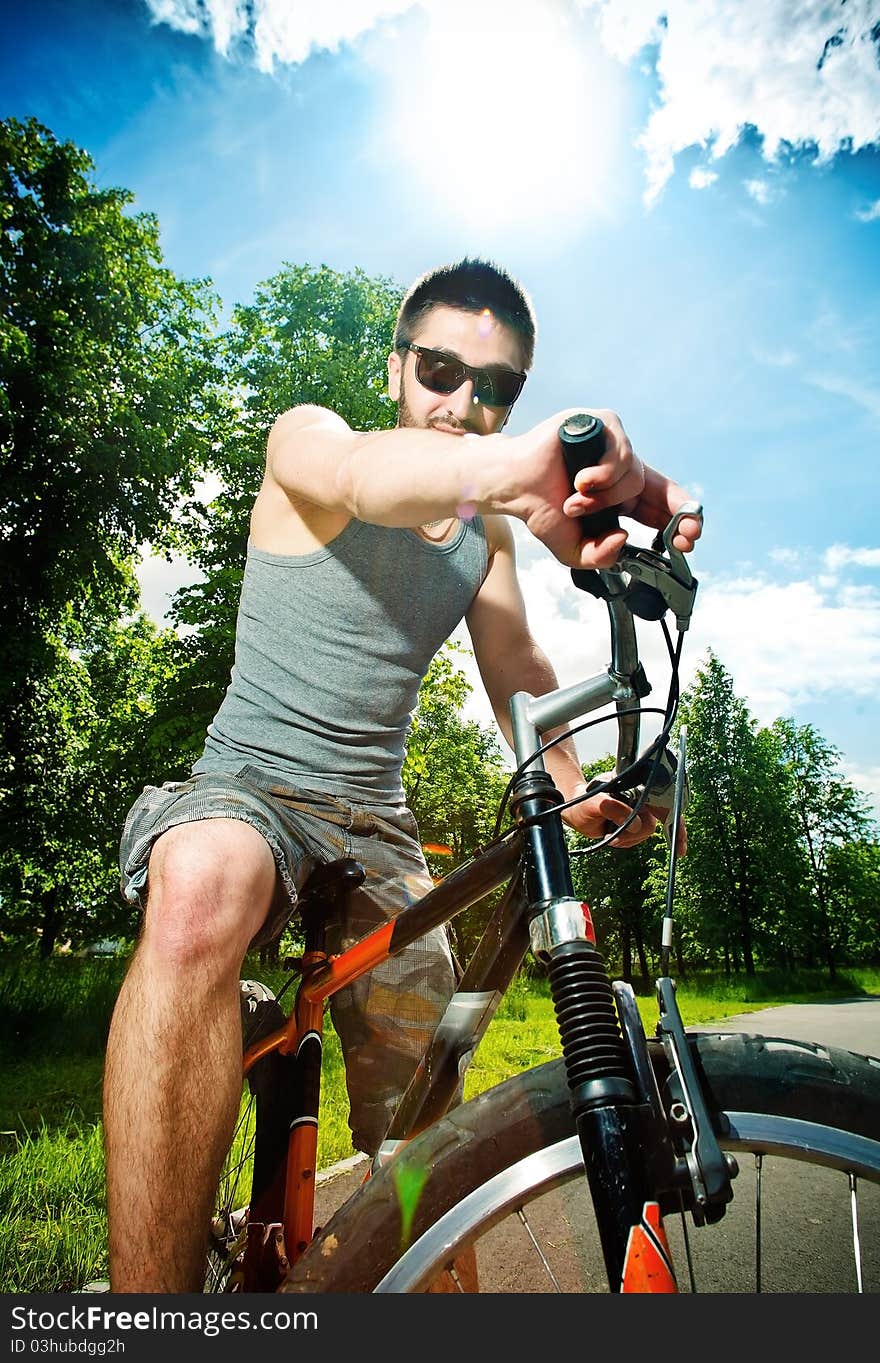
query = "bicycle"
(206, 415, 880, 1294)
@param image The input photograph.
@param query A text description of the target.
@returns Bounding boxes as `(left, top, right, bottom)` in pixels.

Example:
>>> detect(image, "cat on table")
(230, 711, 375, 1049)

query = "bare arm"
(266, 404, 702, 569)
(266, 404, 508, 529)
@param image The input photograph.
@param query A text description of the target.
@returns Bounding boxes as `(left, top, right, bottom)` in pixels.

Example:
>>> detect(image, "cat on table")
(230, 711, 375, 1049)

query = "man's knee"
(141, 820, 278, 968)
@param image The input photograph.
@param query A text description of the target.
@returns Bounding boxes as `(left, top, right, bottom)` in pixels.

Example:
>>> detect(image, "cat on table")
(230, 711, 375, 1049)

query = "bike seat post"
(296, 858, 367, 958)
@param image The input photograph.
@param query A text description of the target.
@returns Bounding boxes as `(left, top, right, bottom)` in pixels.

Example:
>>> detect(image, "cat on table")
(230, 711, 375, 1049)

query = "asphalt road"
(313, 998, 880, 1293)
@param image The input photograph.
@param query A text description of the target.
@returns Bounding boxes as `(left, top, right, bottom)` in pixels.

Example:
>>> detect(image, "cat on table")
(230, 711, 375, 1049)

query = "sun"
(376, 0, 624, 239)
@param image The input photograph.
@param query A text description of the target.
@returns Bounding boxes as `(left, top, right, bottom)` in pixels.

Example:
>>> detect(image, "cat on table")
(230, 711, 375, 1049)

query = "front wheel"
(281, 1033, 880, 1294)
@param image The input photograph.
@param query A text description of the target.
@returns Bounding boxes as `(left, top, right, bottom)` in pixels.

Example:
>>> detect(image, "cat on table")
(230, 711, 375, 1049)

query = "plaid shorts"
(119, 763, 457, 1156)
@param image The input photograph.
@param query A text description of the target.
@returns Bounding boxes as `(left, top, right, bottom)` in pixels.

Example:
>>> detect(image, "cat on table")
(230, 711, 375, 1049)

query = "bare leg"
(104, 820, 277, 1291)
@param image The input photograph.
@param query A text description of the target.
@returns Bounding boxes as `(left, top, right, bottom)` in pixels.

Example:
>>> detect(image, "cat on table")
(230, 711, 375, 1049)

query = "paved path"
(313, 999, 880, 1293)
(695, 995, 880, 1054)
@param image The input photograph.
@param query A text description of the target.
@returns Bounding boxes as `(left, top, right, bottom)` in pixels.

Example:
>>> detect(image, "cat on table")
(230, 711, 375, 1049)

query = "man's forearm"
(336, 427, 509, 527)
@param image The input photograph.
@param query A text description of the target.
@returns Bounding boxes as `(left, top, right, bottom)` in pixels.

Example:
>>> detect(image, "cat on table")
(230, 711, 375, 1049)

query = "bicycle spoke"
(516, 1207, 563, 1291)
(754, 1153, 762, 1294)
(849, 1173, 863, 1293)
(678, 1197, 697, 1293)
(207, 1088, 257, 1291)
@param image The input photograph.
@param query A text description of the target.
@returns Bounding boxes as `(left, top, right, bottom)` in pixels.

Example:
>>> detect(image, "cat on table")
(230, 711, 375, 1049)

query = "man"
(105, 258, 701, 1291)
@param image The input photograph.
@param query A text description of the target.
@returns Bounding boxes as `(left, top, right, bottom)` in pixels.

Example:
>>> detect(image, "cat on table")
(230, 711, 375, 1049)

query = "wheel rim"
(376, 1117, 880, 1293)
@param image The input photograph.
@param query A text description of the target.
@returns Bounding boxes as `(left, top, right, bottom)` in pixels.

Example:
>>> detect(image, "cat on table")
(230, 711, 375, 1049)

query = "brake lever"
(609, 502, 703, 631)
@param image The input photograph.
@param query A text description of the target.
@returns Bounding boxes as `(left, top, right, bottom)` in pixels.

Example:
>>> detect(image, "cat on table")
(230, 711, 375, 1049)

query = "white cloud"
(824, 544, 880, 572)
(135, 548, 203, 624)
(579, 0, 880, 204)
(689, 167, 719, 189)
(807, 371, 880, 422)
(841, 762, 880, 821)
(752, 345, 798, 368)
(145, 0, 248, 54)
(689, 575, 880, 721)
(144, 0, 414, 71)
(744, 177, 774, 205)
(769, 546, 803, 566)
(855, 198, 880, 222)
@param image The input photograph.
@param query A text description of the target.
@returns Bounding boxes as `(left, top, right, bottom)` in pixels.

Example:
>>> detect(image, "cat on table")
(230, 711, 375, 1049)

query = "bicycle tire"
(280, 1032, 880, 1293)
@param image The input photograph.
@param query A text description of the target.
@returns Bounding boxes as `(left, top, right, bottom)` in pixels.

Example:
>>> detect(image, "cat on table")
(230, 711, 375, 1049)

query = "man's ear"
(387, 350, 401, 401)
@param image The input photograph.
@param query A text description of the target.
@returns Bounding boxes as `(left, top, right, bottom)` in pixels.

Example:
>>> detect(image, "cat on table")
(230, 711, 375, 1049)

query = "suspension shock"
(547, 942, 635, 1113)
(511, 769, 636, 1114)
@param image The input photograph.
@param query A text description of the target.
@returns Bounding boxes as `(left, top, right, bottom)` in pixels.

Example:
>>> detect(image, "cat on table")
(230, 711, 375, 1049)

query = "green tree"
(0, 116, 221, 679)
(772, 719, 877, 976)
(825, 839, 880, 964)
(0, 117, 222, 936)
(569, 755, 666, 985)
(403, 645, 508, 857)
(0, 595, 179, 954)
(402, 644, 511, 962)
(674, 653, 803, 975)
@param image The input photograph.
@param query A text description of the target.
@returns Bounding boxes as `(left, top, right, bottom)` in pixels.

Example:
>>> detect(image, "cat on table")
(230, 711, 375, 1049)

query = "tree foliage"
(772, 718, 876, 975)
(671, 653, 804, 974)
(570, 755, 667, 985)
(403, 645, 508, 858)
(0, 117, 222, 933)
(0, 116, 221, 675)
(402, 644, 510, 961)
(0, 598, 178, 954)
(571, 654, 880, 983)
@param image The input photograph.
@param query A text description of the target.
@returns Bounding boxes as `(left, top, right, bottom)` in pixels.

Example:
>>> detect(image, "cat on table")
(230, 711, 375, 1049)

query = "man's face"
(387, 304, 525, 437)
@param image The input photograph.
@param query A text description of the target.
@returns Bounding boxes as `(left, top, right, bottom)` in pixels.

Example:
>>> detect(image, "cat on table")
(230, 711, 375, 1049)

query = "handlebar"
(501, 415, 702, 843)
(558, 413, 621, 538)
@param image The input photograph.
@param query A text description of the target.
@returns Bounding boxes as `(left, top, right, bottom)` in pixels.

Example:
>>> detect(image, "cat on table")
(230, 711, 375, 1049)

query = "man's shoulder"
(270, 404, 351, 439)
(480, 512, 516, 556)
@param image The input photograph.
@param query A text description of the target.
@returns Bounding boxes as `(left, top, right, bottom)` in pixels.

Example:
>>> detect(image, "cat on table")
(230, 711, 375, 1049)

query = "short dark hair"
(393, 257, 537, 369)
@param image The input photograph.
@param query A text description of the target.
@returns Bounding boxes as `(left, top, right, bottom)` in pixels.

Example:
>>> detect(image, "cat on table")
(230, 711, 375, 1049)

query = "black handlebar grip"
(558, 413, 621, 537)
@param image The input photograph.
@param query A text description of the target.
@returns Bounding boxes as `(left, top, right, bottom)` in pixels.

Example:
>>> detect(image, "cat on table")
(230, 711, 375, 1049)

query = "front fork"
(511, 768, 677, 1292)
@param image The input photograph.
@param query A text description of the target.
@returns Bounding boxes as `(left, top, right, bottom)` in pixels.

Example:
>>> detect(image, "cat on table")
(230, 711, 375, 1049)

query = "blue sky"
(4, 0, 880, 810)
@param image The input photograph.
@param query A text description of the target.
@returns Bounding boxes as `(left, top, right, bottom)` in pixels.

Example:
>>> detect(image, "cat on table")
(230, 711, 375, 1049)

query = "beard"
(396, 373, 466, 433)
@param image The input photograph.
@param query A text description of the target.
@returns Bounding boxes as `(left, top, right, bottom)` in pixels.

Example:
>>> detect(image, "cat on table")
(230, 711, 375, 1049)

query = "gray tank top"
(193, 516, 489, 803)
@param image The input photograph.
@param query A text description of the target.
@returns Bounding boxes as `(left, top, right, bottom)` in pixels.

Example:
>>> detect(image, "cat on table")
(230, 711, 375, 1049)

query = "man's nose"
(444, 378, 478, 420)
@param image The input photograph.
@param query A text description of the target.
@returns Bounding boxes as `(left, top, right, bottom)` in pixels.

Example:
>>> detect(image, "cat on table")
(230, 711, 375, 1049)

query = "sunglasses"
(404, 343, 526, 409)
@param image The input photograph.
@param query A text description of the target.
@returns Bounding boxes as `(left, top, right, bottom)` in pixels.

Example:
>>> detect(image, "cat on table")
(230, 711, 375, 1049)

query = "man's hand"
(560, 784, 687, 854)
(510, 408, 702, 571)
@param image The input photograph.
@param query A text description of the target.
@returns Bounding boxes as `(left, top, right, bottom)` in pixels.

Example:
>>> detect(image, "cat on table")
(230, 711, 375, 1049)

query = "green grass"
(465, 964, 880, 1099)
(659, 964, 880, 1024)
(0, 1123, 107, 1293)
(0, 956, 128, 1061)
(1, 955, 877, 1292)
